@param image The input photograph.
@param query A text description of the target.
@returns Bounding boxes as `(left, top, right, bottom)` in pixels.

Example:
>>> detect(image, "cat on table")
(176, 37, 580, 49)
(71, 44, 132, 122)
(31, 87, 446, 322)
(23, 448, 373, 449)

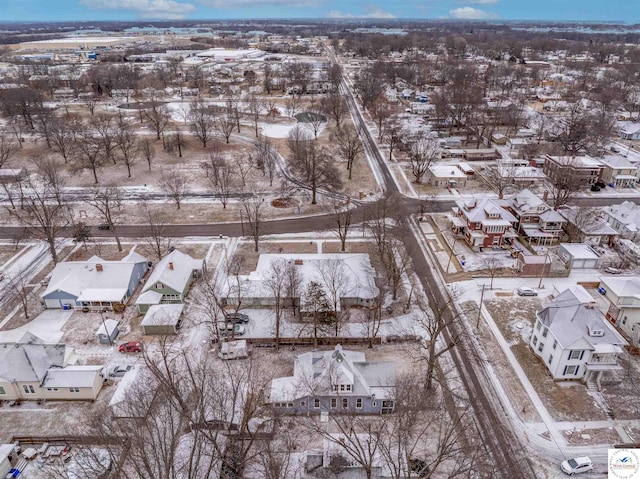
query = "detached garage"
(141, 304, 184, 335)
(558, 243, 600, 270)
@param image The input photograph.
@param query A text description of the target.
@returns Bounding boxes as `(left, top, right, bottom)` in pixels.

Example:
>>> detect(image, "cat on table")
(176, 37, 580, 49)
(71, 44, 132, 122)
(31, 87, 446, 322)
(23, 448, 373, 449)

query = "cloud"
(199, 0, 318, 7)
(463, 0, 499, 4)
(79, 0, 195, 19)
(449, 6, 497, 19)
(328, 7, 396, 19)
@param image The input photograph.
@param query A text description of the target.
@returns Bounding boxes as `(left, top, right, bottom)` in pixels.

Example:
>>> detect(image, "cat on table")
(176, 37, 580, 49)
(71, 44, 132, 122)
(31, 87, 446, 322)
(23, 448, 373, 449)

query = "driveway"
(0, 309, 73, 343)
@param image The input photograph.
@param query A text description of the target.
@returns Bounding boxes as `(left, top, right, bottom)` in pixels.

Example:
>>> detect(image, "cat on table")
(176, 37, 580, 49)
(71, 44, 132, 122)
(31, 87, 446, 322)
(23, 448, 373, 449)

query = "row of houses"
(450, 189, 619, 250)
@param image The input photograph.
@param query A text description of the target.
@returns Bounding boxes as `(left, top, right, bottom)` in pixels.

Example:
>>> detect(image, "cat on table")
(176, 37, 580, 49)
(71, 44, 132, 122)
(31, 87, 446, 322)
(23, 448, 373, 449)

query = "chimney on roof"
(543, 190, 549, 202)
(96, 264, 103, 272)
(169, 262, 174, 270)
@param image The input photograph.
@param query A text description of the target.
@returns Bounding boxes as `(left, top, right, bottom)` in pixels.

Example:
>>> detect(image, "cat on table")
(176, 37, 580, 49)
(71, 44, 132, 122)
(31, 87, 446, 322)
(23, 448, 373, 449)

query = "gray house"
(140, 304, 184, 335)
(270, 345, 395, 415)
(136, 250, 205, 314)
(41, 251, 149, 310)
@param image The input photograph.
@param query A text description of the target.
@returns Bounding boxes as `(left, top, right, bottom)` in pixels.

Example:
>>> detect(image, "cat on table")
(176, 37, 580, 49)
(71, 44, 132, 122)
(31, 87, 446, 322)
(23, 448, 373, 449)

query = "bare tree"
(140, 202, 171, 260)
(288, 126, 342, 205)
(4, 265, 32, 319)
(331, 200, 352, 252)
(545, 170, 585, 210)
(321, 91, 347, 129)
(115, 117, 140, 177)
(160, 169, 188, 210)
(87, 186, 125, 251)
(383, 237, 410, 301)
(247, 94, 265, 138)
(90, 114, 117, 164)
(306, 107, 326, 140)
(202, 151, 236, 209)
(217, 114, 235, 144)
(303, 280, 332, 347)
(139, 138, 156, 171)
(409, 135, 440, 184)
(75, 132, 104, 184)
(190, 99, 216, 148)
(316, 258, 348, 336)
(241, 197, 265, 252)
(382, 117, 404, 161)
(285, 260, 302, 318)
(225, 95, 242, 133)
(482, 257, 501, 290)
(367, 198, 389, 257)
(145, 101, 171, 140)
(254, 134, 278, 186)
(48, 118, 75, 164)
(264, 258, 288, 351)
(32, 155, 65, 206)
(7, 175, 71, 262)
(235, 154, 254, 189)
(0, 133, 19, 168)
(333, 124, 363, 180)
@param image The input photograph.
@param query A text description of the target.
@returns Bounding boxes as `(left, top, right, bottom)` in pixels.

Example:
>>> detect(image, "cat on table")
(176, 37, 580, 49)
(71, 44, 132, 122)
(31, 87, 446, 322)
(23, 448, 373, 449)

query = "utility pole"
(538, 248, 550, 289)
(477, 284, 486, 329)
(446, 237, 457, 274)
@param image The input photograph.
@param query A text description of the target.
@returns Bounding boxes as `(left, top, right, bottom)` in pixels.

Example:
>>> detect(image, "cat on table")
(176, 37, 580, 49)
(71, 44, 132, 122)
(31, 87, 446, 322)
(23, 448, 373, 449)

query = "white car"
(517, 287, 538, 297)
(561, 456, 593, 475)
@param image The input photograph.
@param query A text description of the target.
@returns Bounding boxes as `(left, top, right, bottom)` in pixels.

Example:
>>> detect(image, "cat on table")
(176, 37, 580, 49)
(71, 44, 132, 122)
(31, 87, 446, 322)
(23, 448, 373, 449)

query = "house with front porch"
(504, 189, 566, 245)
(136, 249, 205, 314)
(559, 206, 620, 245)
(451, 198, 518, 251)
(598, 276, 640, 348)
(529, 288, 627, 390)
(42, 251, 149, 311)
(270, 345, 395, 415)
(598, 155, 638, 188)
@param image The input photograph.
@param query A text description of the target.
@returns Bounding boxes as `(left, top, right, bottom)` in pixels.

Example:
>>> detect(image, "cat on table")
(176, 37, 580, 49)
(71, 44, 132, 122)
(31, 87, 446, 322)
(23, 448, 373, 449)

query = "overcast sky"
(1, 0, 637, 22)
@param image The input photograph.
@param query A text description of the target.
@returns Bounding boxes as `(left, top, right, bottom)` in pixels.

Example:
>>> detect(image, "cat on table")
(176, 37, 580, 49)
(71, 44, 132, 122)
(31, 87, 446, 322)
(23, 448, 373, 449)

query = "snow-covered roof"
(136, 290, 164, 306)
(230, 254, 378, 303)
(141, 304, 184, 327)
(454, 197, 517, 224)
(559, 207, 619, 236)
(142, 250, 203, 295)
(604, 201, 640, 233)
(598, 155, 636, 170)
(538, 289, 627, 350)
(42, 365, 102, 388)
(77, 288, 129, 303)
(560, 243, 599, 260)
(546, 155, 603, 169)
(0, 333, 66, 383)
(95, 319, 119, 336)
(270, 345, 395, 402)
(620, 123, 640, 135)
(42, 252, 148, 301)
(600, 276, 640, 299)
(428, 164, 466, 178)
(539, 210, 566, 222)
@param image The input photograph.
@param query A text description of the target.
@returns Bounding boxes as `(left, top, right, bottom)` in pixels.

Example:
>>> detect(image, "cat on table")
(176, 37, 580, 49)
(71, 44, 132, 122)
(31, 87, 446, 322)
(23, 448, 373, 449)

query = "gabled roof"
(41, 365, 102, 388)
(454, 197, 517, 224)
(559, 206, 619, 236)
(42, 252, 148, 300)
(270, 345, 395, 402)
(600, 276, 640, 299)
(537, 289, 627, 350)
(604, 201, 640, 233)
(141, 304, 184, 327)
(142, 250, 203, 294)
(0, 333, 66, 383)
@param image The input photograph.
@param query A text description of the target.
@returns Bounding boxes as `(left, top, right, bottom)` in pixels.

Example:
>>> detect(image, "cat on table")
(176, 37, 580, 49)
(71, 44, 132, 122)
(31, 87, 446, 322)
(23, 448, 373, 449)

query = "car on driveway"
(118, 341, 142, 353)
(109, 365, 133, 377)
(225, 312, 249, 324)
(561, 456, 593, 475)
(220, 324, 246, 336)
(517, 287, 538, 297)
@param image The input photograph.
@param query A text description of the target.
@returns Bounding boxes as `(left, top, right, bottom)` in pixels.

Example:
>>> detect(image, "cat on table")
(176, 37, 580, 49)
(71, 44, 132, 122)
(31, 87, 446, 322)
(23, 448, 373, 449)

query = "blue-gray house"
(270, 345, 396, 415)
(41, 251, 149, 311)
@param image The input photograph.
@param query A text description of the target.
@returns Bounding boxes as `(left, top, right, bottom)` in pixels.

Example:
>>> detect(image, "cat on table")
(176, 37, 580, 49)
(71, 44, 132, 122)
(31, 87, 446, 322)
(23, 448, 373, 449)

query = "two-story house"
(598, 155, 638, 188)
(543, 155, 603, 187)
(599, 277, 640, 348)
(270, 345, 395, 415)
(451, 198, 518, 250)
(603, 201, 640, 240)
(559, 206, 619, 245)
(529, 288, 627, 389)
(136, 249, 205, 314)
(504, 189, 566, 245)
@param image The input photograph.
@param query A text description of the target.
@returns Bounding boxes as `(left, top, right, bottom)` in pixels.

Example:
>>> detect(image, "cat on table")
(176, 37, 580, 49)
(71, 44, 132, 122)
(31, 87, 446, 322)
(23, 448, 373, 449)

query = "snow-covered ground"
(0, 309, 73, 343)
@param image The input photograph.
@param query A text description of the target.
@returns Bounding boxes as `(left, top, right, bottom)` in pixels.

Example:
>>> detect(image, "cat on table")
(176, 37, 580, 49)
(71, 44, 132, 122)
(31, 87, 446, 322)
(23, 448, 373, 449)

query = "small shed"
(141, 304, 184, 335)
(558, 243, 599, 269)
(95, 319, 119, 345)
(515, 252, 552, 277)
(218, 340, 249, 360)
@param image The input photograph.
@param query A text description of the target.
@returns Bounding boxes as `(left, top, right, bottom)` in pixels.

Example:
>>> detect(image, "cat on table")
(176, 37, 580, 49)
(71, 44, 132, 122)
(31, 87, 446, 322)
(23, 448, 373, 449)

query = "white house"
(598, 155, 638, 188)
(270, 345, 395, 415)
(425, 164, 467, 188)
(529, 288, 627, 389)
(603, 201, 640, 239)
(599, 276, 640, 348)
